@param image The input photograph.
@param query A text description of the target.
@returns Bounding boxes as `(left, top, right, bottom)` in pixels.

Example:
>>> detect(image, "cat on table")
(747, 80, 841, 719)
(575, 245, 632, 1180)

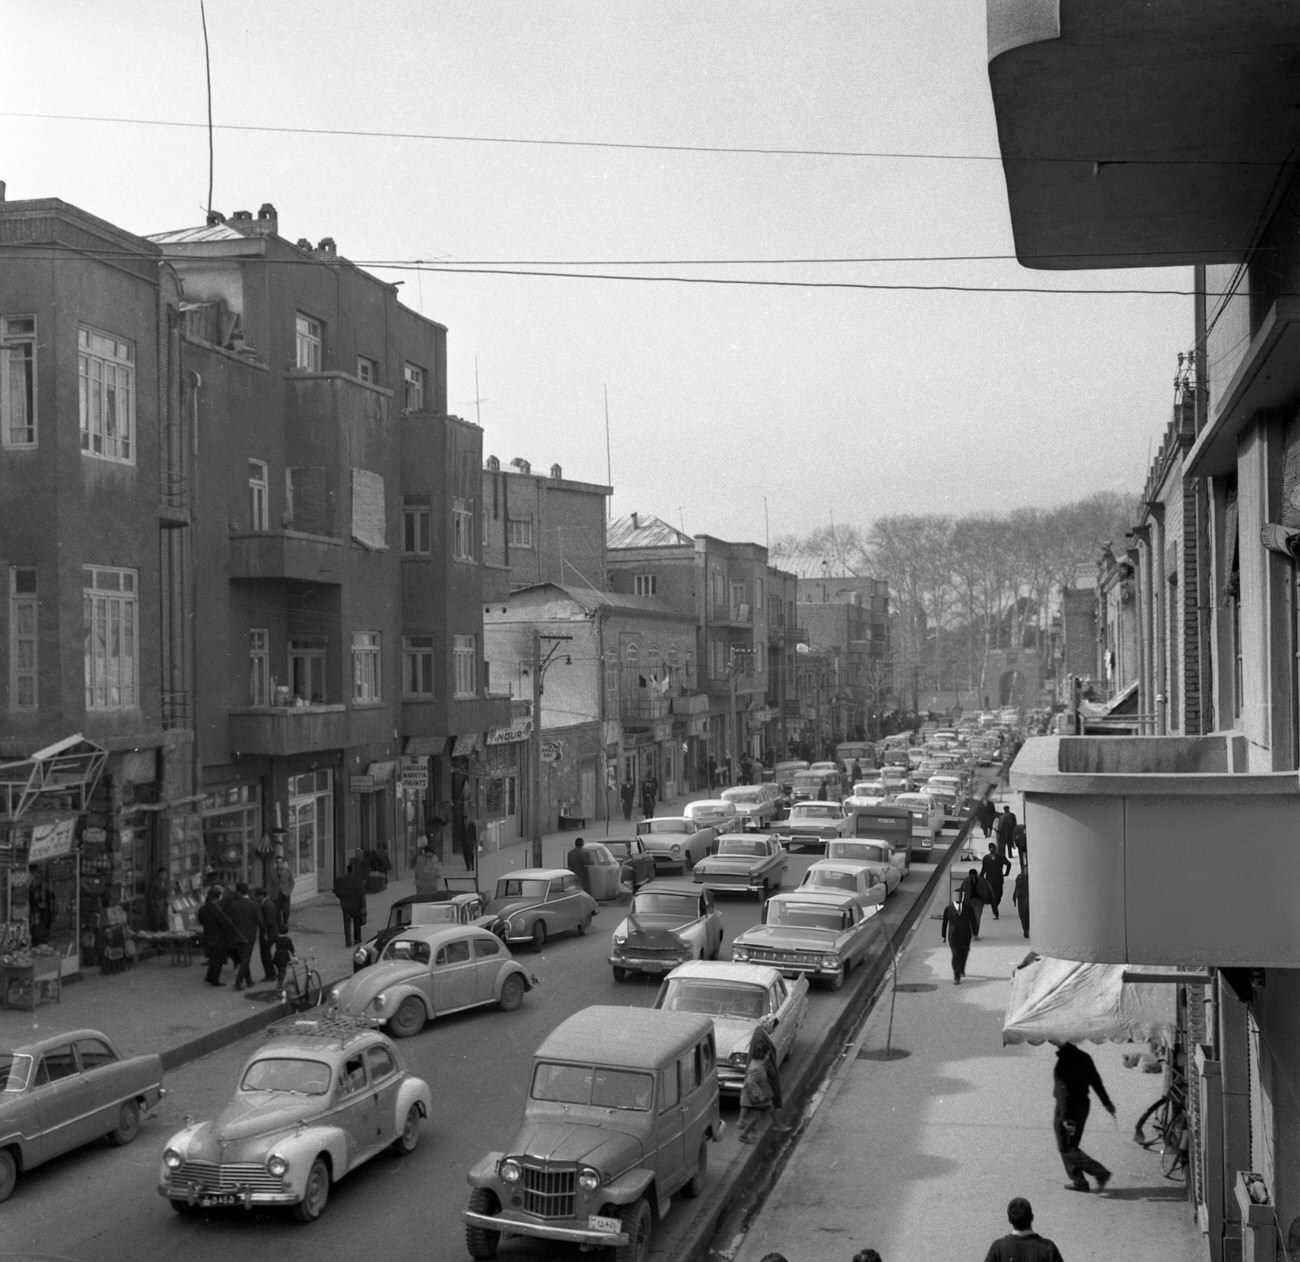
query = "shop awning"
(404, 735, 447, 757)
(451, 733, 483, 758)
(1002, 953, 1179, 1048)
(0, 734, 108, 821)
(366, 760, 397, 783)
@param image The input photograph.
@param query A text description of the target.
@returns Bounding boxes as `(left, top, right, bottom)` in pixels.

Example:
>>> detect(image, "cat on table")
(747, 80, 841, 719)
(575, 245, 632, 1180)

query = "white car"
(824, 838, 902, 896)
(799, 859, 887, 910)
(635, 816, 715, 871)
(720, 783, 783, 827)
(683, 798, 743, 834)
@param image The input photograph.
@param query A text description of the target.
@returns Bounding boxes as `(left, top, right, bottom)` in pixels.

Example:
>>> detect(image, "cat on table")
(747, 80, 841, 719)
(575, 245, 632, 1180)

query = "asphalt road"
(0, 837, 951, 1262)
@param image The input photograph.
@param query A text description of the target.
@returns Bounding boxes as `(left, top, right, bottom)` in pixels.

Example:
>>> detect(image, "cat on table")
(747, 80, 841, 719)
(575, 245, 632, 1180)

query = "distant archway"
(998, 669, 1021, 707)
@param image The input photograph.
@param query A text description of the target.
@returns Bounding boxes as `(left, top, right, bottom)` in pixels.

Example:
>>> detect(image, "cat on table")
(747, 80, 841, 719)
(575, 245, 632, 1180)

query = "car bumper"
(733, 953, 844, 980)
(692, 873, 765, 892)
(608, 951, 690, 975)
(159, 1180, 298, 1209)
(464, 1210, 627, 1248)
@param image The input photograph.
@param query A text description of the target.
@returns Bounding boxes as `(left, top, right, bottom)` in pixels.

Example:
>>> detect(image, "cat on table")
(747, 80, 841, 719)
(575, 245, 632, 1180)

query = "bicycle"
(280, 954, 322, 1012)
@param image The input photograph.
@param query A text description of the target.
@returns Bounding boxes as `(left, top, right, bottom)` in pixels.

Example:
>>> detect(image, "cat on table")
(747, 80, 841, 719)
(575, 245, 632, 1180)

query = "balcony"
(229, 704, 350, 757)
(621, 696, 670, 722)
(671, 692, 710, 716)
(229, 531, 345, 584)
(1009, 734, 1300, 967)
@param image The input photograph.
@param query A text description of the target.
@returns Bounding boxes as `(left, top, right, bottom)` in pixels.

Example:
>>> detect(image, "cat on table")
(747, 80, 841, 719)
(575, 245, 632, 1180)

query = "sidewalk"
(0, 796, 699, 1068)
(731, 868, 1206, 1262)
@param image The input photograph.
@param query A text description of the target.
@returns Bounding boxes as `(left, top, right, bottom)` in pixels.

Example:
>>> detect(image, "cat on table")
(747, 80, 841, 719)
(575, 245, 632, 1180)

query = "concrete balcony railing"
(620, 696, 670, 722)
(1010, 734, 1300, 968)
(671, 692, 710, 716)
(229, 704, 350, 758)
(229, 531, 345, 584)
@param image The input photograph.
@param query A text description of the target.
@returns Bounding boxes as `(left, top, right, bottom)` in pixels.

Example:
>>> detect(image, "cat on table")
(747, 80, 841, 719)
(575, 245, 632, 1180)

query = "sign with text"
(400, 755, 428, 790)
(487, 718, 534, 745)
(28, 816, 77, 863)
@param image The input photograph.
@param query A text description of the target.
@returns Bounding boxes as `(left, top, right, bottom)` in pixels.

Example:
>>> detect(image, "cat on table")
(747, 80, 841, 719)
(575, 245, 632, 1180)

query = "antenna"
(200, 0, 214, 216)
(677, 507, 686, 534)
(764, 496, 770, 550)
(604, 385, 612, 518)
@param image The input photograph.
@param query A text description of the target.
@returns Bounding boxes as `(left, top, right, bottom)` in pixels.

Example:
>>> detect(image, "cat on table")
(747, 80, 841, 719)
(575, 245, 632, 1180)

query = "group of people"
(620, 772, 660, 821)
(196, 853, 295, 991)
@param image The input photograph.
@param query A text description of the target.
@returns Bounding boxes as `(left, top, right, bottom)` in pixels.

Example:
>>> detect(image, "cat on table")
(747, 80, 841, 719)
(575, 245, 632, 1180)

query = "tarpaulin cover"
(1002, 953, 1176, 1047)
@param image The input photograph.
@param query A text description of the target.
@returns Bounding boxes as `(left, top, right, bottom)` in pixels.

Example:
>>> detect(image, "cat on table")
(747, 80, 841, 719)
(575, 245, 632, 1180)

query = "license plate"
(199, 1192, 243, 1208)
(588, 1214, 622, 1234)
(639, 962, 667, 973)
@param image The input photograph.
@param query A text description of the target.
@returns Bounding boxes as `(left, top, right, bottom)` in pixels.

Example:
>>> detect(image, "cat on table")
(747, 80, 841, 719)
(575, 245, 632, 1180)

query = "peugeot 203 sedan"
(352, 890, 495, 971)
(159, 1015, 431, 1222)
(634, 817, 715, 872)
(327, 925, 536, 1038)
(652, 961, 809, 1094)
(0, 1029, 164, 1203)
(485, 869, 598, 950)
(691, 832, 788, 898)
(609, 881, 724, 981)
(719, 782, 784, 827)
(464, 1005, 722, 1261)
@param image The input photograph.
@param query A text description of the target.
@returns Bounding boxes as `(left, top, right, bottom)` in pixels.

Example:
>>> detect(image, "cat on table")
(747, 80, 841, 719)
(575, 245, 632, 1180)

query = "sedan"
(691, 832, 788, 898)
(608, 881, 725, 980)
(485, 868, 599, 949)
(0, 1029, 164, 1203)
(799, 859, 887, 910)
(824, 837, 903, 896)
(636, 816, 715, 872)
(600, 836, 657, 891)
(731, 890, 884, 990)
(653, 961, 810, 1093)
(579, 841, 640, 901)
(720, 782, 784, 827)
(326, 924, 536, 1037)
(351, 890, 495, 971)
(773, 800, 855, 851)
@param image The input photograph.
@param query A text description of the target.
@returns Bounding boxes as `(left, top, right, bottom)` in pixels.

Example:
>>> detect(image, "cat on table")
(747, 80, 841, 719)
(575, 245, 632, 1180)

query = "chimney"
(0, 181, 7, 203)
(509, 457, 531, 475)
(316, 237, 336, 259)
(295, 238, 312, 251)
(550, 463, 562, 479)
(485, 455, 500, 471)
(229, 209, 256, 236)
(631, 512, 640, 531)
(254, 203, 278, 237)
(205, 209, 226, 226)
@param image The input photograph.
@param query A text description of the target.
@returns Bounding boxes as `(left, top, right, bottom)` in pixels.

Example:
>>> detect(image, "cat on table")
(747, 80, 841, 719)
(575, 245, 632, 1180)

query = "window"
(403, 362, 425, 411)
(9, 566, 36, 710)
(507, 516, 534, 548)
(453, 634, 476, 697)
(78, 327, 134, 462)
(84, 566, 138, 710)
(248, 460, 269, 531)
(352, 631, 381, 703)
(356, 355, 377, 384)
(403, 504, 431, 553)
(249, 629, 270, 706)
(403, 635, 434, 697)
(660, 1060, 681, 1111)
(634, 574, 657, 597)
(2, 316, 36, 447)
(289, 639, 326, 703)
(436, 939, 471, 965)
(452, 497, 474, 561)
(295, 313, 322, 370)
(755, 578, 764, 610)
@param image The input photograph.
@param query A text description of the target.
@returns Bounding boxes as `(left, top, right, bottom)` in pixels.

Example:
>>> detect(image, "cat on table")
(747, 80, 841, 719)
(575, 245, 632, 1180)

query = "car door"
(329, 1052, 379, 1171)
(363, 1043, 403, 1153)
(32, 1044, 92, 1162)
(653, 1057, 687, 1196)
(429, 936, 478, 1014)
(699, 889, 722, 955)
(73, 1035, 123, 1137)
(471, 934, 508, 1005)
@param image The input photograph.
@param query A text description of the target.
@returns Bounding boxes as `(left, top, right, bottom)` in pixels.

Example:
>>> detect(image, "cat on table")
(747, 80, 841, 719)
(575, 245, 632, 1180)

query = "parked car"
(772, 800, 855, 851)
(326, 924, 536, 1038)
(635, 816, 715, 872)
(577, 840, 652, 901)
(159, 1015, 431, 1221)
(600, 836, 658, 892)
(824, 838, 903, 896)
(682, 798, 743, 835)
(731, 890, 885, 990)
(652, 961, 810, 1094)
(464, 1006, 722, 1259)
(609, 880, 724, 980)
(894, 791, 946, 863)
(720, 782, 784, 827)
(485, 869, 599, 950)
(352, 890, 496, 971)
(691, 832, 788, 898)
(799, 859, 887, 910)
(0, 1029, 164, 1204)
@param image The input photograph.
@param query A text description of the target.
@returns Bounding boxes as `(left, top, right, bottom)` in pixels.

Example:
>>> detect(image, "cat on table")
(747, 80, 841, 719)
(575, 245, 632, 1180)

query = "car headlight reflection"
(327, 987, 340, 1005)
(821, 954, 840, 968)
(500, 1158, 522, 1183)
(352, 947, 368, 967)
(577, 1166, 601, 1192)
(732, 945, 750, 961)
(612, 933, 627, 947)
(163, 1148, 184, 1170)
(266, 1153, 289, 1177)
(670, 843, 681, 857)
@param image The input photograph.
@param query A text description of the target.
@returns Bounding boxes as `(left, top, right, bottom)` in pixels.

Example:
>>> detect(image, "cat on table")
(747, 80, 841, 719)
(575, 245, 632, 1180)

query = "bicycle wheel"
(303, 970, 322, 1008)
(1160, 1114, 1188, 1179)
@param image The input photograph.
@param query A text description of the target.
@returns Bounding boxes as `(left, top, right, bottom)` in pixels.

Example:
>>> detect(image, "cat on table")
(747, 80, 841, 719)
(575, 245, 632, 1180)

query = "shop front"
(483, 720, 527, 849)
(286, 766, 334, 899)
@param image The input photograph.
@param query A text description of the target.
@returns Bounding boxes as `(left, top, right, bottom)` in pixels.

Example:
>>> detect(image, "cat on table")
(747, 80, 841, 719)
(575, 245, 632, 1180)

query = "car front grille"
(167, 1160, 285, 1195)
(623, 945, 685, 960)
(743, 946, 818, 968)
(700, 872, 753, 886)
(521, 1162, 577, 1218)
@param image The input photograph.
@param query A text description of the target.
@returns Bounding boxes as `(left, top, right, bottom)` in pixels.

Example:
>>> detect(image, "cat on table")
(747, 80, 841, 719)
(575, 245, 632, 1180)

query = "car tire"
(708, 937, 721, 960)
(498, 973, 525, 1011)
(389, 996, 427, 1038)
(466, 1188, 502, 1259)
(530, 921, 547, 950)
(576, 913, 591, 935)
(826, 968, 846, 991)
(392, 1104, 422, 1155)
(293, 1156, 330, 1222)
(683, 1138, 708, 1198)
(0, 1148, 17, 1204)
(614, 1196, 652, 1262)
(169, 1198, 198, 1216)
(612, 965, 630, 982)
(108, 1098, 141, 1146)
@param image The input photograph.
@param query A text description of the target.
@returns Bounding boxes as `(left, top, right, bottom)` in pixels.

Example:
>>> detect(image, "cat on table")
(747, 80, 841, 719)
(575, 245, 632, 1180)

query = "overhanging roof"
(0, 734, 108, 821)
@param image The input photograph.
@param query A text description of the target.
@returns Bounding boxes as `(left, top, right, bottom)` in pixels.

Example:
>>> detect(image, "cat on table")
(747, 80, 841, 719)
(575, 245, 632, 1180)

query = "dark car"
(352, 890, 496, 971)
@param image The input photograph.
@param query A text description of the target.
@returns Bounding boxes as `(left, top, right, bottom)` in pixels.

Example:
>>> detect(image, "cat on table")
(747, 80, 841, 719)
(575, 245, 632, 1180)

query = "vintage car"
(682, 798, 743, 834)
(326, 924, 535, 1037)
(691, 832, 788, 898)
(0, 1029, 164, 1203)
(823, 838, 902, 896)
(486, 868, 599, 949)
(599, 836, 657, 892)
(352, 889, 496, 971)
(772, 800, 855, 851)
(578, 841, 649, 901)
(720, 782, 784, 827)
(849, 803, 913, 876)
(843, 784, 890, 812)
(771, 760, 809, 797)
(894, 791, 946, 863)
(464, 1006, 722, 1260)
(789, 769, 841, 802)
(652, 961, 809, 1095)
(609, 880, 724, 981)
(730, 889, 885, 990)
(159, 1015, 431, 1221)
(799, 859, 887, 910)
(635, 816, 715, 872)
(921, 781, 962, 817)
(879, 767, 912, 794)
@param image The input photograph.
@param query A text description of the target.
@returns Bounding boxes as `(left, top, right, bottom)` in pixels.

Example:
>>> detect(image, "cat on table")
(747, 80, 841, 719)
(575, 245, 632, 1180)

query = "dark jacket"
(983, 1231, 1065, 1262)
(566, 846, 592, 893)
(981, 851, 1012, 891)
(197, 898, 238, 949)
(333, 871, 367, 916)
(225, 894, 262, 946)
(257, 897, 279, 940)
(1053, 1042, 1114, 1115)
(941, 899, 974, 950)
(994, 810, 1018, 846)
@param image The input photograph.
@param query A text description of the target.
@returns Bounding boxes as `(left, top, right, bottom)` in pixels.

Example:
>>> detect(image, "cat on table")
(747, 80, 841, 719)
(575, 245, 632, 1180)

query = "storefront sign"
(652, 721, 673, 742)
(400, 755, 428, 790)
(28, 816, 77, 863)
(540, 741, 563, 763)
(488, 718, 534, 745)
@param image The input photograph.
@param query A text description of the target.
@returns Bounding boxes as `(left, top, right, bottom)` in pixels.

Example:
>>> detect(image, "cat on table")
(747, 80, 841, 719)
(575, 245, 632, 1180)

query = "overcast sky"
(3, 1, 1190, 544)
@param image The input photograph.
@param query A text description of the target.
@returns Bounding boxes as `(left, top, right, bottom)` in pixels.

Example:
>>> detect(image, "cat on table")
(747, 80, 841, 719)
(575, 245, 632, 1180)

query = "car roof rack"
(265, 1013, 382, 1045)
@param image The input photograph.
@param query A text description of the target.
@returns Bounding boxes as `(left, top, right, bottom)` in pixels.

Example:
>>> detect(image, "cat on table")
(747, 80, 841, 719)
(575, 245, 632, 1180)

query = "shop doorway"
(287, 768, 333, 896)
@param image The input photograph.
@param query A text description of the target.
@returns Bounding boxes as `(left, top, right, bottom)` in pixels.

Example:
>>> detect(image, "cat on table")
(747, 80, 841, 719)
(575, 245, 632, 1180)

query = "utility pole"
(729, 648, 739, 788)
(530, 630, 573, 868)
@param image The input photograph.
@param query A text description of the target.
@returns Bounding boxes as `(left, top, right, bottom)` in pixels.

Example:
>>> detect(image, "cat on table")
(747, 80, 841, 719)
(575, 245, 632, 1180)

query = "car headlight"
(612, 933, 627, 947)
(730, 1050, 749, 1067)
(732, 944, 750, 961)
(163, 1148, 184, 1170)
(577, 1166, 601, 1192)
(821, 954, 841, 968)
(500, 1158, 522, 1183)
(352, 947, 368, 967)
(670, 843, 681, 857)
(371, 992, 388, 1011)
(266, 1153, 290, 1177)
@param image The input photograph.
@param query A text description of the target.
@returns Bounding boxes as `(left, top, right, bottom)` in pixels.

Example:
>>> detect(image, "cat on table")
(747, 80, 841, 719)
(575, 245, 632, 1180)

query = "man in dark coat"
(641, 772, 659, 820)
(982, 1197, 1064, 1262)
(620, 778, 636, 820)
(980, 842, 1012, 919)
(566, 836, 593, 894)
(332, 861, 368, 947)
(224, 881, 263, 990)
(940, 887, 975, 983)
(975, 797, 997, 839)
(1012, 867, 1030, 938)
(197, 886, 237, 987)
(960, 867, 990, 936)
(994, 804, 1018, 861)
(1013, 822, 1028, 872)
(254, 887, 278, 981)
(1053, 1041, 1116, 1191)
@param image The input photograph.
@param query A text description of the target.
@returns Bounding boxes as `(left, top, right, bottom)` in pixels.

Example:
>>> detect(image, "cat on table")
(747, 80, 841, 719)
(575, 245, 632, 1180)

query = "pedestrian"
(982, 1197, 1064, 1262)
(975, 796, 997, 839)
(1012, 866, 1030, 938)
(738, 1044, 776, 1142)
(27, 869, 56, 946)
(197, 885, 237, 987)
(981, 842, 1012, 919)
(272, 929, 295, 993)
(224, 881, 261, 990)
(707, 755, 718, 789)
(960, 866, 990, 936)
(253, 887, 278, 981)
(1013, 822, 1028, 872)
(145, 867, 170, 932)
(994, 804, 1017, 861)
(749, 1014, 785, 1127)
(1053, 1041, 1116, 1192)
(332, 860, 368, 947)
(852, 1251, 883, 1262)
(850, 758, 862, 784)
(941, 886, 975, 983)
(413, 840, 445, 896)
(566, 836, 593, 893)
(270, 853, 294, 933)
(641, 771, 658, 819)
(462, 816, 478, 871)
(620, 778, 636, 821)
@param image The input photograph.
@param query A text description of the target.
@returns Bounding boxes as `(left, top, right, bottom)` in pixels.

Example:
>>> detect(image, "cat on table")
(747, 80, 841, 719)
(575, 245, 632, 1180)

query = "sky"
(2, 1, 1191, 546)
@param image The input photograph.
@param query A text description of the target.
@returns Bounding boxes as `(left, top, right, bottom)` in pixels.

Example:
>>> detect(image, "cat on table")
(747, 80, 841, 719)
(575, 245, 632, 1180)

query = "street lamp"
(528, 630, 573, 867)
(820, 558, 829, 603)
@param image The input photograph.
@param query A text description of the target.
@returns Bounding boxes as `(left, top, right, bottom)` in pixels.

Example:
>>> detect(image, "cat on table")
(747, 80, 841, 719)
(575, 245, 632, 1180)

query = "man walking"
(254, 886, 278, 981)
(940, 886, 975, 983)
(413, 840, 445, 896)
(960, 866, 989, 936)
(461, 816, 478, 871)
(1053, 1041, 1116, 1191)
(332, 860, 368, 948)
(994, 804, 1018, 861)
(620, 777, 636, 821)
(566, 836, 593, 894)
(224, 882, 262, 990)
(982, 1197, 1065, 1262)
(980, 842, 1012, 920)
(975, 796, 997, 839)
(641, 771, 658, 820)
(1012, 866, 1030, 938)
(270, 854, 294, 933)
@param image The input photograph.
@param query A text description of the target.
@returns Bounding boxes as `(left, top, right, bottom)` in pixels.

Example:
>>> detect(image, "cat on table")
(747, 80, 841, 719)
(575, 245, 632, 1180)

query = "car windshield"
(725, 791, 761, 805)
(791, 774, 825, 788)
(807, 870, 855, 893)
(241, 1056, 333, 1095)
(382, 938, 433, 963)
(0, 1054, 32, 1092)
(794, 804, 839, 819)
(829, 844, 885, 863)
(605, 843, 635, 858)
(411, 904, 460, 924)
(659, 980, 765, 1020)
(631, 893, 697, 918)
(717, 838, 766, 857)
(767, 902, 847, 932)
(531, 1061, 654, 1111)
(496, 878, 549, 900)
(641, 820, 687, 835)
